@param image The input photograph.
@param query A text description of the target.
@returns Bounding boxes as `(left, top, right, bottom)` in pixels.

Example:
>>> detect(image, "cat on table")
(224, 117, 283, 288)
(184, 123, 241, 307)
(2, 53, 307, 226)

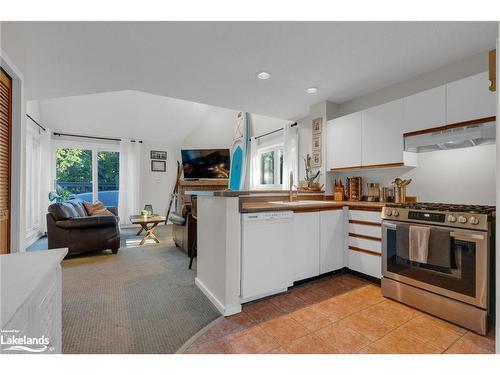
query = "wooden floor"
(183, 273, 495, 354)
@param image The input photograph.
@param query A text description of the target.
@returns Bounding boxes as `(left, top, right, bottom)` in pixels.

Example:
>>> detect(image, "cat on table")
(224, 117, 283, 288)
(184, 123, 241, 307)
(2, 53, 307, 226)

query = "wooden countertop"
(240, 200, 384, 213)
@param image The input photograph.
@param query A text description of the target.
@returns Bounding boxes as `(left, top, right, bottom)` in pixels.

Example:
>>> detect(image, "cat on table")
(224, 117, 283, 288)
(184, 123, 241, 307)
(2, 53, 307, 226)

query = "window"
(54, 143, 119, 206)
(258, 144, 284, 188)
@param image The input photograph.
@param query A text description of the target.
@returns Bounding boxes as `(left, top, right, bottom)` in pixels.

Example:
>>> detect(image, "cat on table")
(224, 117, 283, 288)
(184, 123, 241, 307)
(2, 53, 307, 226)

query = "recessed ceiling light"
(256, 71, 271, 80)
(305, 87, 319, 94)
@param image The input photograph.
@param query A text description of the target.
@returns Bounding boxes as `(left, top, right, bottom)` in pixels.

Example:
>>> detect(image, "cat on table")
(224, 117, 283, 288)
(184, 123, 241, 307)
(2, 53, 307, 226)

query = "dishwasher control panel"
(243, 211, 294, 221)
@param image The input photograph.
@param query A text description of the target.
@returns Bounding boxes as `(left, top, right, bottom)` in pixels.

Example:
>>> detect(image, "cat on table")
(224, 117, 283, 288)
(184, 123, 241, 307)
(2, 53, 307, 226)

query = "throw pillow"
(83, 201, 105, 215)
(91, 208, 115, 217)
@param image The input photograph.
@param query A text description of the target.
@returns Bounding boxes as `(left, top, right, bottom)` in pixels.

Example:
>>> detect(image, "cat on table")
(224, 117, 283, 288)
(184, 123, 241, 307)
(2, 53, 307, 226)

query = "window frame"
(52, 139, 120, 203)
(256, 143, 284, 189)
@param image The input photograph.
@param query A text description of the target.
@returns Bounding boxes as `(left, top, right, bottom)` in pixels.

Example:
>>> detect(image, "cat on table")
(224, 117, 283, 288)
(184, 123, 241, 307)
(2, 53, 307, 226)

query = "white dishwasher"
(240, 210, 294, 303)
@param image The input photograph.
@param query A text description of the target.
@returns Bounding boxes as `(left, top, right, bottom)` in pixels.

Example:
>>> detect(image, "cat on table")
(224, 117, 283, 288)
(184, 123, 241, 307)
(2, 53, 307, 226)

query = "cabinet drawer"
(348, 249, 382, 278)
(348, 236, 381, 254)
(348, 223, 381, 239)
(348, 210, 382, 223)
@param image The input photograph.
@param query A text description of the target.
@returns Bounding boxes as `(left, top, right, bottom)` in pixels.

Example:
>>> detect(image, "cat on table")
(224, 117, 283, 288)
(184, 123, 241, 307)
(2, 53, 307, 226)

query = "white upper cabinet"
(403, 85, 446, 133)
(326, 112, 362, 169)
(446, 72, 496, 124)
(361, 99, 404, 166)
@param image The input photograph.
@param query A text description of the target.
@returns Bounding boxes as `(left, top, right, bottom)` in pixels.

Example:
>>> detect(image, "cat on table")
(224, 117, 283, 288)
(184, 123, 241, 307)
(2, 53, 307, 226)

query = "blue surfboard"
(229, 112, 249, 190)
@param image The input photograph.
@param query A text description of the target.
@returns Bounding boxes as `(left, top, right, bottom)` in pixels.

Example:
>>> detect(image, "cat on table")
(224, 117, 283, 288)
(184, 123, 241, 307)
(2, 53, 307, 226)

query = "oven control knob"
(469, 216, 479, 225)
(384, 208, 392, 216)
(458, 215, 467, 224)
(447, 214, 457, 223)
(392, 210, 399, 217)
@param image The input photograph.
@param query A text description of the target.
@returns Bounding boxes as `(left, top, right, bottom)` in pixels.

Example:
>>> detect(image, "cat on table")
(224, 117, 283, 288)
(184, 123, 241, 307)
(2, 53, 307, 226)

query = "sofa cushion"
(90, 207, 115, 216)
(67, 199, 88, 217)
(48, 202, 79, 220)
(83, 201, 106, 215)
(55, 215, 119, 229)
(169, 212, 186, 226)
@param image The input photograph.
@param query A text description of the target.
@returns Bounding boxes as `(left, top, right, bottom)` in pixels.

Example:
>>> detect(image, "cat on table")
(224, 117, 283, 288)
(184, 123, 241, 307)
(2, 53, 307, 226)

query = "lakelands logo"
(1, 329, 51, 353)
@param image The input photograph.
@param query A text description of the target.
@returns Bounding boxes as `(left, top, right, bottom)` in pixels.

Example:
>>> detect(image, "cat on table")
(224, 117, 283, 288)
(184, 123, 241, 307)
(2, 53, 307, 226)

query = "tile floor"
(183, 273, 496, 354)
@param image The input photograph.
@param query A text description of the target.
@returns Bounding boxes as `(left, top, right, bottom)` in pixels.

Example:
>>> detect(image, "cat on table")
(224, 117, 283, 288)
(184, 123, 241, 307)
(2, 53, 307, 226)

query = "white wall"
(329, 144, 496, 205)
(296, 101, 340, 187)
(139, 142, 181, 218)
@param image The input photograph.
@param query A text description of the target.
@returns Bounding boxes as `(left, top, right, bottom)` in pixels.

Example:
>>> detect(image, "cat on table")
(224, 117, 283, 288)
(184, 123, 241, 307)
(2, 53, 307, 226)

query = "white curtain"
(282, 123, 299, 190)
(248, 137, 260, 190)
(118, 140, 142, 225)
(39, 128, 52, 234)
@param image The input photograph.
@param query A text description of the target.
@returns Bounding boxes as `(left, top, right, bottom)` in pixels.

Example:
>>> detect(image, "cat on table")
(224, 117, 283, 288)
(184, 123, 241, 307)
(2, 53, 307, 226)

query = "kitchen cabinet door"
(320, 209, 345, 274)
(347, 250, 382, 279)
(403, 85, 446, 133)
(292, 212, 320, 281)
(446, 72, 496, 124)
(361, 99, 404, 166)
(326, 112, 362, 170)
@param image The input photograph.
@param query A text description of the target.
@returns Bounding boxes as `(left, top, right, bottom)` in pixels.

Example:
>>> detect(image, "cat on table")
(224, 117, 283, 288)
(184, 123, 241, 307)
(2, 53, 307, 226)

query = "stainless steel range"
(381, 202, 495, 335)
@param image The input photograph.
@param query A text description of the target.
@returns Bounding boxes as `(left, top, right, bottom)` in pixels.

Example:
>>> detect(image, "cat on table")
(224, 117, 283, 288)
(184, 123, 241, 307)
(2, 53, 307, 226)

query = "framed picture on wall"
(150, 150, 167, 160)
(151, 160, 166, 172)
(312, 117, 322, 135)
(312, 150, 321, 167)
(312, 134, 321, 150)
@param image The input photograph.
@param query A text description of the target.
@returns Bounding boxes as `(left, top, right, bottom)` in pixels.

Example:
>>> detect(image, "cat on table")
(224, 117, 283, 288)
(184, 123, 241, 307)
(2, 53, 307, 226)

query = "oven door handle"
(450, 232, 485, 241)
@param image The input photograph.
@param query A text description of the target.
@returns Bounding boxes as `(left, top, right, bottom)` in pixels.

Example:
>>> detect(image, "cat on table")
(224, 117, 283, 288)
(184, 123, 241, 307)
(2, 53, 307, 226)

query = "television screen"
(181, 149, 230, 179)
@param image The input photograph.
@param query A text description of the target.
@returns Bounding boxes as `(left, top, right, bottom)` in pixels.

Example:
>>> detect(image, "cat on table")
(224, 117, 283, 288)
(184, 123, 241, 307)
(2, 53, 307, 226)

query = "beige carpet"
(61, 226, 220, 354)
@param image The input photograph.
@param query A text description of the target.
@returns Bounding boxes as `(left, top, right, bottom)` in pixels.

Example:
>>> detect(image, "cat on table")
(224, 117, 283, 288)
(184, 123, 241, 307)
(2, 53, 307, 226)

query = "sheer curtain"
(118, 140, 142, 225)
(248, 136, 260, 190)
(282, 123, 299, 190)
(39, 127, 52, 234)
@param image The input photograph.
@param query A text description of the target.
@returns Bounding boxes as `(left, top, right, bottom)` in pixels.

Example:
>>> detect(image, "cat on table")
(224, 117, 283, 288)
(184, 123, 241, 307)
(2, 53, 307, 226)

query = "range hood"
(404, 119, 496, 153)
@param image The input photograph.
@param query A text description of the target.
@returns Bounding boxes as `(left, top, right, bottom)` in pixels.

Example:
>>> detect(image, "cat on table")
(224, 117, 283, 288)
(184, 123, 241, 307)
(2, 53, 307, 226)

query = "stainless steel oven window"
(382, 221, 489, 309)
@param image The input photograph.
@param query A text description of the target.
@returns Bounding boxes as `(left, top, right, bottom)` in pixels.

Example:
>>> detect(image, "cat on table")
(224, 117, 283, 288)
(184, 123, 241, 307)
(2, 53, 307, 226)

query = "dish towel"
(409, 225, 430, 263)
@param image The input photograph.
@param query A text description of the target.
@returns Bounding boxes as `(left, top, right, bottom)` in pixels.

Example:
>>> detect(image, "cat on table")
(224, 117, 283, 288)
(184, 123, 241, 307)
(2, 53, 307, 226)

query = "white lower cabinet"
(320, 209, 345, 274)
(346, 209, 383, 279)
(347, 250, 382, 279)
(292, 212, 320, 281)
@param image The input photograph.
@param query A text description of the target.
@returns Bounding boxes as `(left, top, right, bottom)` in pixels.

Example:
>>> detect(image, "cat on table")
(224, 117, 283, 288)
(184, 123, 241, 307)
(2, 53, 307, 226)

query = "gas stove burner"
(385, 202, 496, 215)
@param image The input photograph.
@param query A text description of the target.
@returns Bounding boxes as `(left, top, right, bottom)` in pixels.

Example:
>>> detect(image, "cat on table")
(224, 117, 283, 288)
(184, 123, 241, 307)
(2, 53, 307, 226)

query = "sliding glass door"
(56, 147, 93, 200)
(54, 142, 119, 205)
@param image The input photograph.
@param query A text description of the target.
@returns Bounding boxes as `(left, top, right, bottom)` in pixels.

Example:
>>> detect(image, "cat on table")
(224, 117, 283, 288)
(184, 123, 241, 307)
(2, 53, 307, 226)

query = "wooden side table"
(129, 215, 166, 245)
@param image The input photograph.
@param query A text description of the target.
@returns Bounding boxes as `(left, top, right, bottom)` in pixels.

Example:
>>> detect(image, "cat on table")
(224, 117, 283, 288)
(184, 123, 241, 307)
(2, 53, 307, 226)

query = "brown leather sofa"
(47, 199, 120, 256)
(171, 203, 196, 260)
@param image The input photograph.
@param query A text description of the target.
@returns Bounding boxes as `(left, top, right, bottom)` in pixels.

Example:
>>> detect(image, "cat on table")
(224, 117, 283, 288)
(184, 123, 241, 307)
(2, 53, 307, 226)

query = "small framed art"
(150, 150, 167, 160)
(151, 160, 166, 172)
(312, 117, 322, 135)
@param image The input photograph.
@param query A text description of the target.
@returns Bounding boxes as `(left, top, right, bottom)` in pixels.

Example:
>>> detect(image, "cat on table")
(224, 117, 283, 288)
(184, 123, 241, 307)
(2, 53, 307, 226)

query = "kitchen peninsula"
(193, 190, 384, 316)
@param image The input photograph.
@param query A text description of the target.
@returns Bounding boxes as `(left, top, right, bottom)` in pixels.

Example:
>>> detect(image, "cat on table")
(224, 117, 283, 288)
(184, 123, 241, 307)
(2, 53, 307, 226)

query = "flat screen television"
(181, 149, 230, 179)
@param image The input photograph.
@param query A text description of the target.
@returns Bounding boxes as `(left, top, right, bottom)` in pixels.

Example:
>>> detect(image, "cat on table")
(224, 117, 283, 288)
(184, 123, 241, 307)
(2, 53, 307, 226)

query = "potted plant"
(48, 185, 76, 203)
(302, 154, 322, 191)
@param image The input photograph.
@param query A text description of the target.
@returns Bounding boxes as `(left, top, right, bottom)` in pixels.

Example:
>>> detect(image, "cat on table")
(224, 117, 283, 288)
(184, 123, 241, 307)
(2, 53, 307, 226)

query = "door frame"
(1, 50, 25, 253)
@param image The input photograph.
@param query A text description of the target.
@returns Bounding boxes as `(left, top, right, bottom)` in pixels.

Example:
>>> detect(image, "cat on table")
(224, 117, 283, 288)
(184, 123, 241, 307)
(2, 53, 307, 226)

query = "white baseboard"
(195, 277, 241, 316)
(25, 230, 44, 248)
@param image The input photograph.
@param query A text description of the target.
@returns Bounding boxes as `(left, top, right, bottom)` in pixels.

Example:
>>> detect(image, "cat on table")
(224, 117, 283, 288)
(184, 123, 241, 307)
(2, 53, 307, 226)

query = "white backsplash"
(327, 144, 496, 205)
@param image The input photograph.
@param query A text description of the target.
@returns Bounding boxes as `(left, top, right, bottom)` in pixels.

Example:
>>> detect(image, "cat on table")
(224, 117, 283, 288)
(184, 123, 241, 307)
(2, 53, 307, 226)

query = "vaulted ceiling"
(2, 21, 497, 119)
